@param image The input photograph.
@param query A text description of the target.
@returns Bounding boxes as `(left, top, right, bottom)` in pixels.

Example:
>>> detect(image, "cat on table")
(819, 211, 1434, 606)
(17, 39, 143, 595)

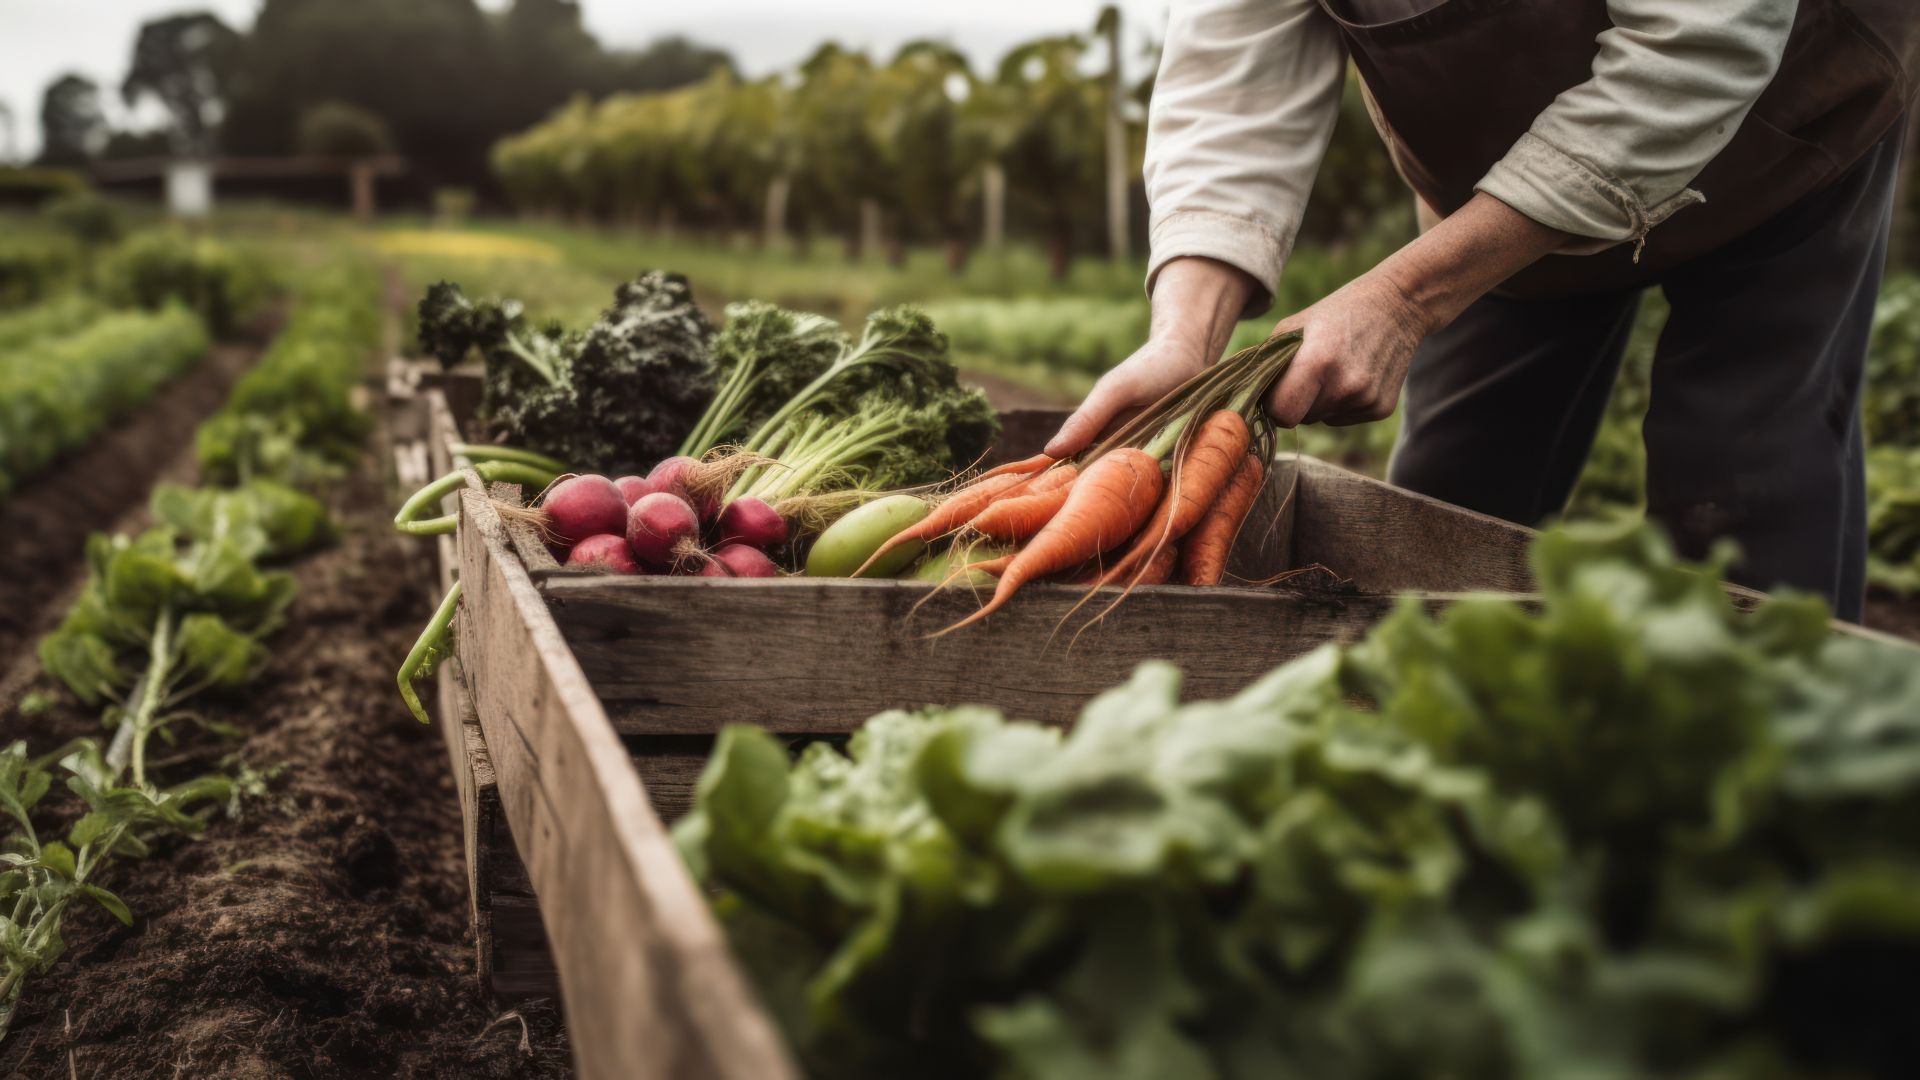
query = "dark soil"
(0, 424, 572, 1077)
(1865, 589, 1920, 642)
(0, 341, 257, 668)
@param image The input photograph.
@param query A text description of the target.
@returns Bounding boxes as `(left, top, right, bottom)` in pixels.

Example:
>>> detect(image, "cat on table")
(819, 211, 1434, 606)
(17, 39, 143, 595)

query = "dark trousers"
(1389, 125, 1905, 622)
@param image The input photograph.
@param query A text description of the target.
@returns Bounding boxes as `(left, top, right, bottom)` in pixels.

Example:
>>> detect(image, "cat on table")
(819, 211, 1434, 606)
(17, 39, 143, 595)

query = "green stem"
(504, 332, 561, 386)
(395, 463, 560, 536)
(398, 581, 462, 724)
(1143, 412, 1194, 462)
(105, 607, 177, 788)
(451, 444, 568, 473)
(680, 356, 761, 457)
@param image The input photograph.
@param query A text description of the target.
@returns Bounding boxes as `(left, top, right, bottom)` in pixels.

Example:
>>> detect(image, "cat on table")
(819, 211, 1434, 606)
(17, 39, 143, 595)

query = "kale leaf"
(415, 271, 716, 474)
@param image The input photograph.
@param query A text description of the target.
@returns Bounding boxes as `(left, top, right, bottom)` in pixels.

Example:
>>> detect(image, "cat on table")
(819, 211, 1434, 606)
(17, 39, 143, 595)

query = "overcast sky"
(0, 0, 1170, 161)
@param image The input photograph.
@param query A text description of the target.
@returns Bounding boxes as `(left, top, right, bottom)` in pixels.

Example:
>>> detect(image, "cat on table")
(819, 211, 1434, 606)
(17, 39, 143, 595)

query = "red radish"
(712, 543, 780, 578)
(696, 558, 733, 578)
(614, 474, 657, 506)
(715, 497, 786, 550)
(647, 455, 719, 520)
(565, 534, 642, 575)
(627, 492, 701, 569)
(542, 475, 628, 546)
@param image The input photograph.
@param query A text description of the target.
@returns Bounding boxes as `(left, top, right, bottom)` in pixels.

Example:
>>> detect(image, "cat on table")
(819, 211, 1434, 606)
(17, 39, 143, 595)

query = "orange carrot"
(935, 448, 1164, 635)
(968, 465, 1079, 540)
(849, 468, 1039, 577)
(1179, 454, 1265, 586)
(975, 452, 1056, 481)
(964, 553, 1017, 577)
(1096, 410, 1250, 586)
(1136, 542, 1179, 586)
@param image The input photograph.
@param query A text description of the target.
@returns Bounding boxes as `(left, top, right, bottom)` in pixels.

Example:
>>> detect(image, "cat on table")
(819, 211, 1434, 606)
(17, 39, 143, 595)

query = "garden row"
(0, 259, 383, 1041)
(0, 225, 273, 499)
(399, 265, 1920, 1079)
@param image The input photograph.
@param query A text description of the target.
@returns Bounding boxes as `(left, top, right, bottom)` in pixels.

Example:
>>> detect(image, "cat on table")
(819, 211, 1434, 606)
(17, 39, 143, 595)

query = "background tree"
(871, 42, 980, 269)
(37, 75, 107, 167)
(790, 45, 887, 259)
(221, 0, 506, 190)
(296, 101, 394, 160)
(121, 11, 242, 157)
(0, 102, 15, 163)
(992, 36, 1107, 279)
(495, 0, 604, 133)
(602, 35, 737, 95)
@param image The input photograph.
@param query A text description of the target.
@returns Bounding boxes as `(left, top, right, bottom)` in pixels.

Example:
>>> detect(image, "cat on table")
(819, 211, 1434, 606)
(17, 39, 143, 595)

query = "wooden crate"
(413, 371, 1907, 1077)
(439, 424, 1567, 1077)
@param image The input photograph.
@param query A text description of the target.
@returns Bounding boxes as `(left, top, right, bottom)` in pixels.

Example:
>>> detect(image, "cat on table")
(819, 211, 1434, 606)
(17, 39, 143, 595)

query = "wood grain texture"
(538, 457, 1473, 737)
(1288, 456, 1539, 594)
(550, 574, 1400, 734)
(457, 488, 798, 1080)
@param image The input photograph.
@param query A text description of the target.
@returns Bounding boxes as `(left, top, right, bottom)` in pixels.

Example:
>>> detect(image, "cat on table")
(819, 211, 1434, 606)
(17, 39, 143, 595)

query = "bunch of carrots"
(853, 332, 1303, 635)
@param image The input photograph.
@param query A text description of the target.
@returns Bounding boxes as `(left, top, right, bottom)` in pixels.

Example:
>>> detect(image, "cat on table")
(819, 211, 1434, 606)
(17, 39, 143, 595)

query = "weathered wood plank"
(1288, 456, 1539, 593)
(457, 488, 798, 1080)
(627, 736, 716, 823)
(549, 575, 1400, 735)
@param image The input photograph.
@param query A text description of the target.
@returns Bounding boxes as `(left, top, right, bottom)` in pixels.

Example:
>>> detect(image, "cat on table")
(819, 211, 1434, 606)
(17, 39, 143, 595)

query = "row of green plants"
(0, 305, 207, 499)
(0, 226, 275, 501)
(0, 259, 383, 1042)
(680, 519, 1920, 1078)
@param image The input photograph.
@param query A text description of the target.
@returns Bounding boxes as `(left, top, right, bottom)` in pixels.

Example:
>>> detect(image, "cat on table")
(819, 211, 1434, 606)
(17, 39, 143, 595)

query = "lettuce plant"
(678, 521, 1920, 1079)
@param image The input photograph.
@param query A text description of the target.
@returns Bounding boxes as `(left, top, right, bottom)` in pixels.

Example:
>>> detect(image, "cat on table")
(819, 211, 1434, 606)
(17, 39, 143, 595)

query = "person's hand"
(1262, 266, 1431, 428)
(1046, 256, 1255, 457)
(1265, 193, 1570, 427)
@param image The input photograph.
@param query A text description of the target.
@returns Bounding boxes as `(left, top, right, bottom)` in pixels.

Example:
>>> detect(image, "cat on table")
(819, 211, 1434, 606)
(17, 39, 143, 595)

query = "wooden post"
(762, 174, 790, 251)
(982, 162, 1006, 252)
(350, 160, 376, 222)
(859, 197, 884, 262)
(1100, 5, 1130, 261)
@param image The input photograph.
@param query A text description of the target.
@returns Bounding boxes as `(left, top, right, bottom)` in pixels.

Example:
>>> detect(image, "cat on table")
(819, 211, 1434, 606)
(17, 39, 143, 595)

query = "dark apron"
(1319, 0, 1920, 295)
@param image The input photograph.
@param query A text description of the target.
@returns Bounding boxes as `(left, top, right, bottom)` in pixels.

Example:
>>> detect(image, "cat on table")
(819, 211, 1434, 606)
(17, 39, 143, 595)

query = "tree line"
(30, 0, 731, 194)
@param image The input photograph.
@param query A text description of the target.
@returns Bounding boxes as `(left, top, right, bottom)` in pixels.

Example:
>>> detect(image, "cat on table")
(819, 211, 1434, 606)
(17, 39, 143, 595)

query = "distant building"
(163, 160, 213, 218)
(92, 155, 406, 220)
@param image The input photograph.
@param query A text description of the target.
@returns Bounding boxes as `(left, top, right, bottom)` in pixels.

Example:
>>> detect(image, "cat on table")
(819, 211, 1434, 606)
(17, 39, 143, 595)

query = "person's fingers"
(1265, 332, 1335, 428)
(1045, 370, 1140, 457)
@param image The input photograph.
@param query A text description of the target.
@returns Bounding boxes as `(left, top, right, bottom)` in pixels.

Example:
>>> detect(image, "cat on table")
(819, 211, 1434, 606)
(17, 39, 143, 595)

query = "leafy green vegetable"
(720, 305, 998, 501)
(96, 229, 270, 337)
(677, 299, 844, 456)
(1867, 444, 1920, 595)
(150, 480, 333, 562)
(5, 517, 287, 1040)
(196, 262, 380, 488)
(417, 271, 717, 474)
(0, 304, 207, 497)
(679, 520, 1920, 1079)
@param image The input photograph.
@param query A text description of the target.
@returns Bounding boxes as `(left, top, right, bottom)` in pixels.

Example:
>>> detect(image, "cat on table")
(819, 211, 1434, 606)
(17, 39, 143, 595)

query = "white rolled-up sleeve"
(1145, 0, 1347, 317)
(1477, 0, 1798, 253)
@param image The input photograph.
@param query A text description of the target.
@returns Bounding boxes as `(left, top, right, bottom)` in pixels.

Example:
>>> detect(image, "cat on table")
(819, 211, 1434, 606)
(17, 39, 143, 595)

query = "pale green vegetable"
(910, 544, 1010, 587)
(805, 494, 930, 578)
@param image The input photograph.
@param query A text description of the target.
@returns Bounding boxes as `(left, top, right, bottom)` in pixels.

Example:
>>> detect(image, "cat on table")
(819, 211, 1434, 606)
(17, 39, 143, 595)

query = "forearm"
(1148, 256, 1256, 359)
(1145, 0, 1345, 316)
(1374, 193, 1568, 334)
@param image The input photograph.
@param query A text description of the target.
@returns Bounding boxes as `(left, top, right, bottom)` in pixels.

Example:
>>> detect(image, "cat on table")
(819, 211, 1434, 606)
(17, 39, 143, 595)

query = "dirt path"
(0, 409, 572, 1078)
